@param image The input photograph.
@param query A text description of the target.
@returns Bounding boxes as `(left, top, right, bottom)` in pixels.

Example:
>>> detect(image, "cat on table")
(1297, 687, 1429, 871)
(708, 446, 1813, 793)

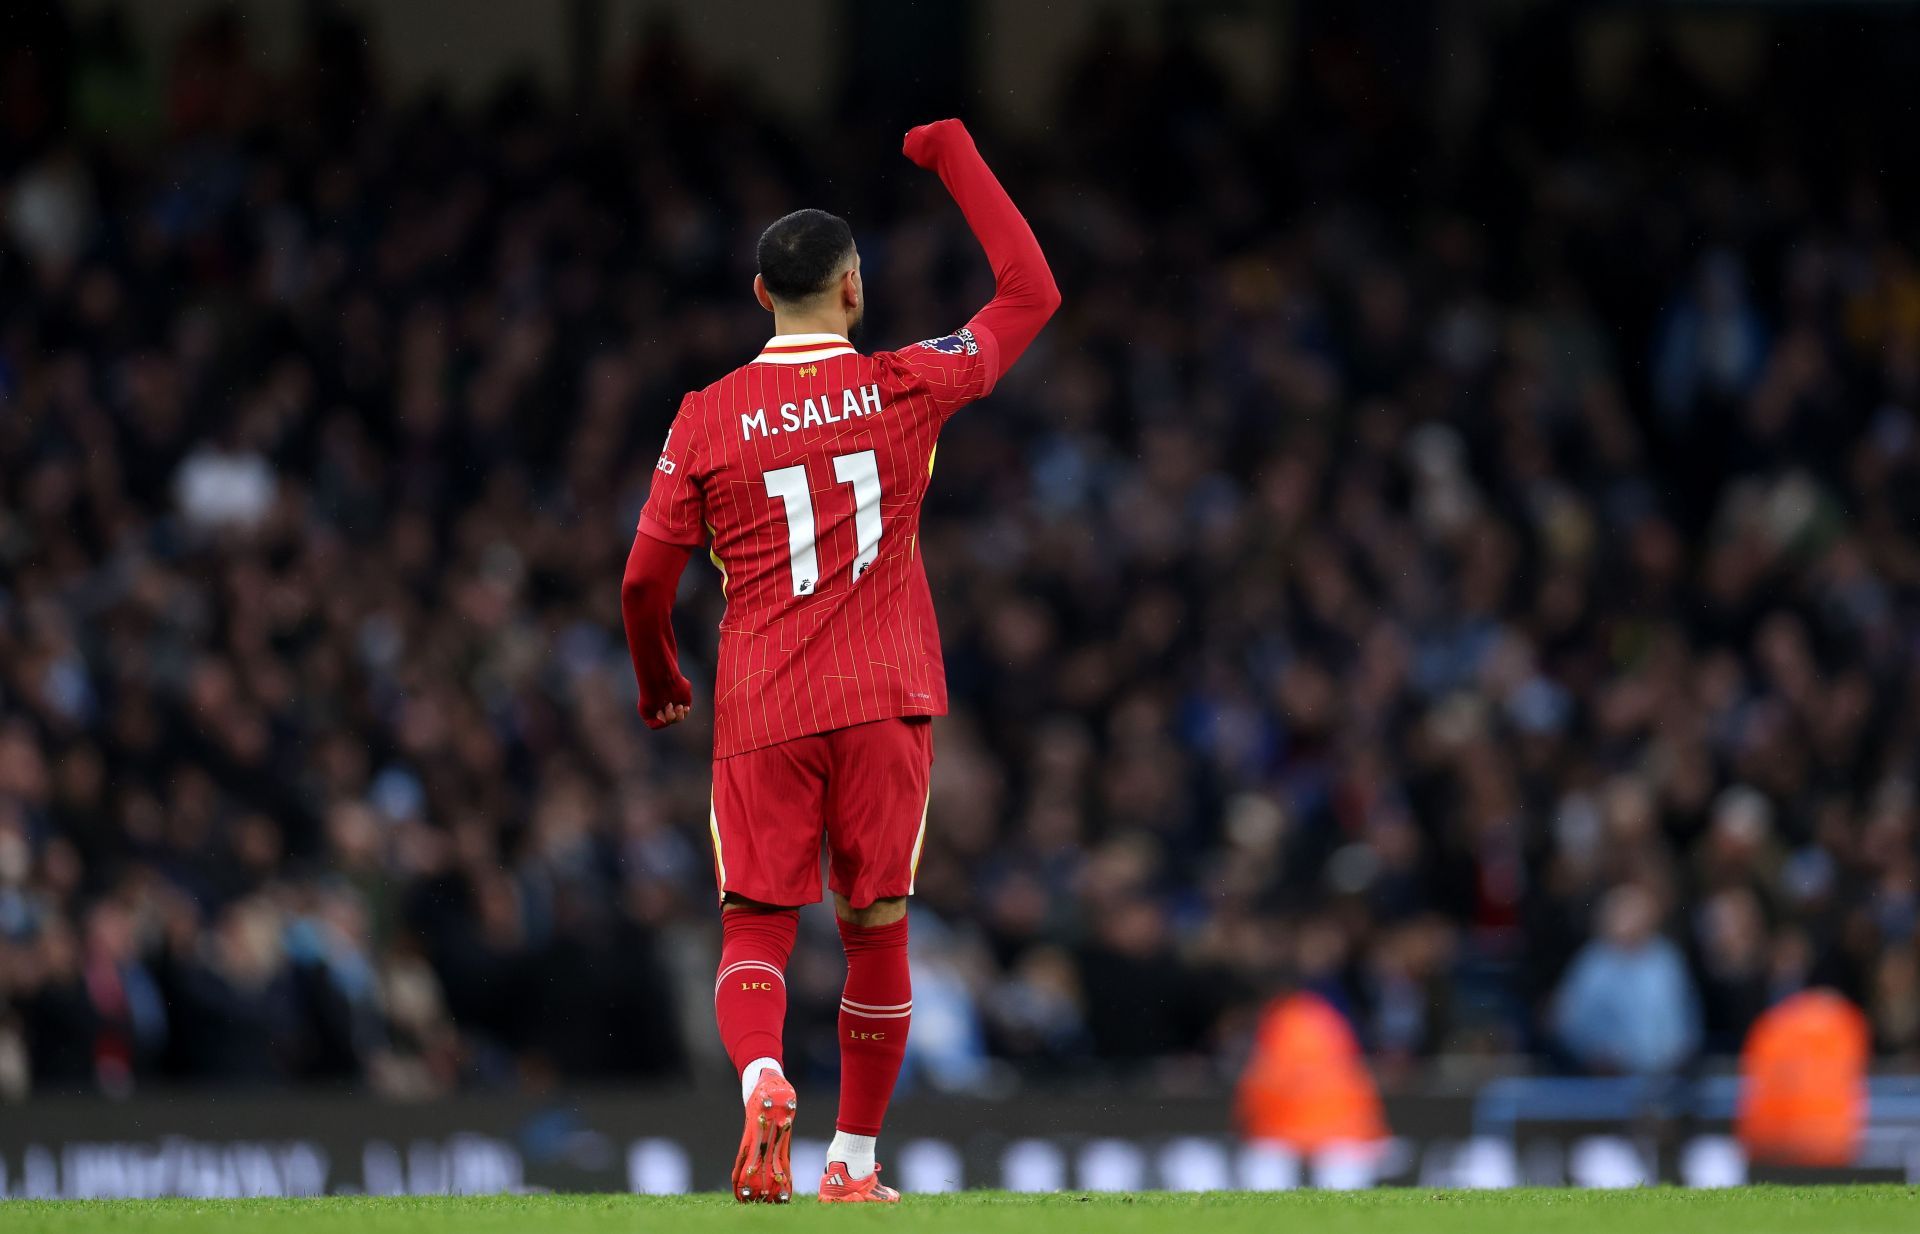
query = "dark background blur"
(2, 0, 1919, 1108)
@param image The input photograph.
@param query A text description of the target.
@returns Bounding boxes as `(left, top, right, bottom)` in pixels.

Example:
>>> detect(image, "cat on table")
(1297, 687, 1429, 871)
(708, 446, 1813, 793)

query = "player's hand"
(902, 119, 973, 169)
(641, 676, 695, 729)
(645, 702, 691, 729)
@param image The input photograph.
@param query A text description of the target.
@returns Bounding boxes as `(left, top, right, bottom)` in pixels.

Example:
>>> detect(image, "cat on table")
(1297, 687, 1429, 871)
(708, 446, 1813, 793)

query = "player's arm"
(903, 118, 1061, 378)
(625, 396, 705, 730)
(621, 529, 694, 729)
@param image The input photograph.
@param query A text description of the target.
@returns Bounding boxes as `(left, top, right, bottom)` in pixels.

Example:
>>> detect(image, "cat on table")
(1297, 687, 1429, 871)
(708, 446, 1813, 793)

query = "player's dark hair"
(757, 209, 855, 303)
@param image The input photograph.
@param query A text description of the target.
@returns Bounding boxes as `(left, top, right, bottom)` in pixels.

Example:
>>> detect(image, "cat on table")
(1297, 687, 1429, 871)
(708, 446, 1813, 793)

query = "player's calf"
(827, 904, 911, 1194)
(714, 900, 796, 1090)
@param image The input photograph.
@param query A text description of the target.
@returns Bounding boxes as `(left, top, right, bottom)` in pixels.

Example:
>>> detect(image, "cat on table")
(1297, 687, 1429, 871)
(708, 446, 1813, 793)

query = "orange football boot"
(817, 1160, 901, 1203)
(731, 1071, 798, 1203)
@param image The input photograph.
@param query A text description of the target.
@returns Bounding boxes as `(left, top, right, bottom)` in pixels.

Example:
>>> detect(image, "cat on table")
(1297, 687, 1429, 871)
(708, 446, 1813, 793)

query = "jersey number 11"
(762, 450, 881, 597)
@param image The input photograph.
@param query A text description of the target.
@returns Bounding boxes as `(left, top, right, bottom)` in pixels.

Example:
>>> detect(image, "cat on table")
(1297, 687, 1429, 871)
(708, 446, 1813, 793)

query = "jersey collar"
(754, 333, 858, 365)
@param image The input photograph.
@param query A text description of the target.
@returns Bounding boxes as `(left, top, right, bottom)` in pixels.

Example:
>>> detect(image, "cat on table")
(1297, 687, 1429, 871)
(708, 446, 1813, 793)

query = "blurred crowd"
(4, 5, 1920, 1099)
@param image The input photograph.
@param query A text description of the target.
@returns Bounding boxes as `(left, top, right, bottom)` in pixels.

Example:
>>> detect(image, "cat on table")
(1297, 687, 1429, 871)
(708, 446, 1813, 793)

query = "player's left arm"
(902, 118, 1061, 387)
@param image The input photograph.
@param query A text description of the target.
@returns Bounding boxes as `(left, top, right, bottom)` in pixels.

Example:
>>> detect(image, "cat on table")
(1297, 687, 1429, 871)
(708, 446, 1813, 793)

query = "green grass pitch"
(2, 1188, 1916, 1234)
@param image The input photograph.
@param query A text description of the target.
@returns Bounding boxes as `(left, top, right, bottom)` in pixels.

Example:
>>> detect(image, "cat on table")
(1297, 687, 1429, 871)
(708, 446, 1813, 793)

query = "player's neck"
(770, 311, 850, 341)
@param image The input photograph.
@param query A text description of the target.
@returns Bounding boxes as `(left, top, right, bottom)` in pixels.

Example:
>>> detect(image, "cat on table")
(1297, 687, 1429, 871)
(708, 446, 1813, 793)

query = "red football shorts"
(707, 716, 933, 909)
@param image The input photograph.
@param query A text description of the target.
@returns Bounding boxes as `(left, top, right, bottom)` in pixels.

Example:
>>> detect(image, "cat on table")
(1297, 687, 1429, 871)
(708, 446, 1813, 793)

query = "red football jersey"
(639, 327, 1002, 758)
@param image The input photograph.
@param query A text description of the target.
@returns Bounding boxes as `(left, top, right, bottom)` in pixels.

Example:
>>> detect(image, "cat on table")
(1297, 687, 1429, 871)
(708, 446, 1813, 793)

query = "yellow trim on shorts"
(907, 787, 931, 894)
(709, 796, 728, 902)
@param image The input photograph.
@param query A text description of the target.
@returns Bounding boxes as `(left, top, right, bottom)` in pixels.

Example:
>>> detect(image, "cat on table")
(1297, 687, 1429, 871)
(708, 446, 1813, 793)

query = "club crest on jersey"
(799, 364, 819, 377)
(918, 327, 979, 356)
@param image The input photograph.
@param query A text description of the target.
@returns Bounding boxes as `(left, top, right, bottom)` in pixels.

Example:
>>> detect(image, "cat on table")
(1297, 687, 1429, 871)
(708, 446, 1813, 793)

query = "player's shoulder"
(876, 325, 987, 368)
(667, 369, 741, 429)
(868, 328, 993, 398)
(687, 368, 735, 405)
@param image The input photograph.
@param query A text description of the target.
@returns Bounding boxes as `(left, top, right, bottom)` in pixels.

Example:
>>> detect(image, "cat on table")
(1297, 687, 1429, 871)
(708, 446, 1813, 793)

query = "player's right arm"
(902, 118, 1062, 385)
(622, 530, 693, 728)
(623, 397, 705, 729)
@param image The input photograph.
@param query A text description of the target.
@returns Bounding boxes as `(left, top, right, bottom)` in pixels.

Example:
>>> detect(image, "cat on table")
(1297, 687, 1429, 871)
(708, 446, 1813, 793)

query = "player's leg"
(709, 736, 830, 1202)
(818, 717, 932, 1203)
(717, 894, 800, 1203)
(716, 894, 797, 1094)
(820, 890, 908, 1201)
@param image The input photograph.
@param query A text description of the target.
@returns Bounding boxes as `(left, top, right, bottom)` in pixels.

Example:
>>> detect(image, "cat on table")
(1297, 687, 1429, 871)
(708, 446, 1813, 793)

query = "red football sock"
(835, 916, 912, 1137)
(714, 906, 798, 1074)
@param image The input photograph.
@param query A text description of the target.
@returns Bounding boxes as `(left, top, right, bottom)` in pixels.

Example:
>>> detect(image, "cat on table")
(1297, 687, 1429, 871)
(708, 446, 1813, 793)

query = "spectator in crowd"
(1552, 886, 1700, 1075)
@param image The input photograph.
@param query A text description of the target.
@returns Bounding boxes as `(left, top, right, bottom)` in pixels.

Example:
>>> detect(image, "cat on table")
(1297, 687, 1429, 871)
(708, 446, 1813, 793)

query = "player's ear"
(753, 274, 776, 314)
(842, 264, 862, 310)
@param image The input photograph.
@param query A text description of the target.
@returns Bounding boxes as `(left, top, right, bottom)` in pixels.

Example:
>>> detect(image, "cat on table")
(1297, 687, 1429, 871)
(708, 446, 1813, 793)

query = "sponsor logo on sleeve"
(917, 327, 979, 356)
